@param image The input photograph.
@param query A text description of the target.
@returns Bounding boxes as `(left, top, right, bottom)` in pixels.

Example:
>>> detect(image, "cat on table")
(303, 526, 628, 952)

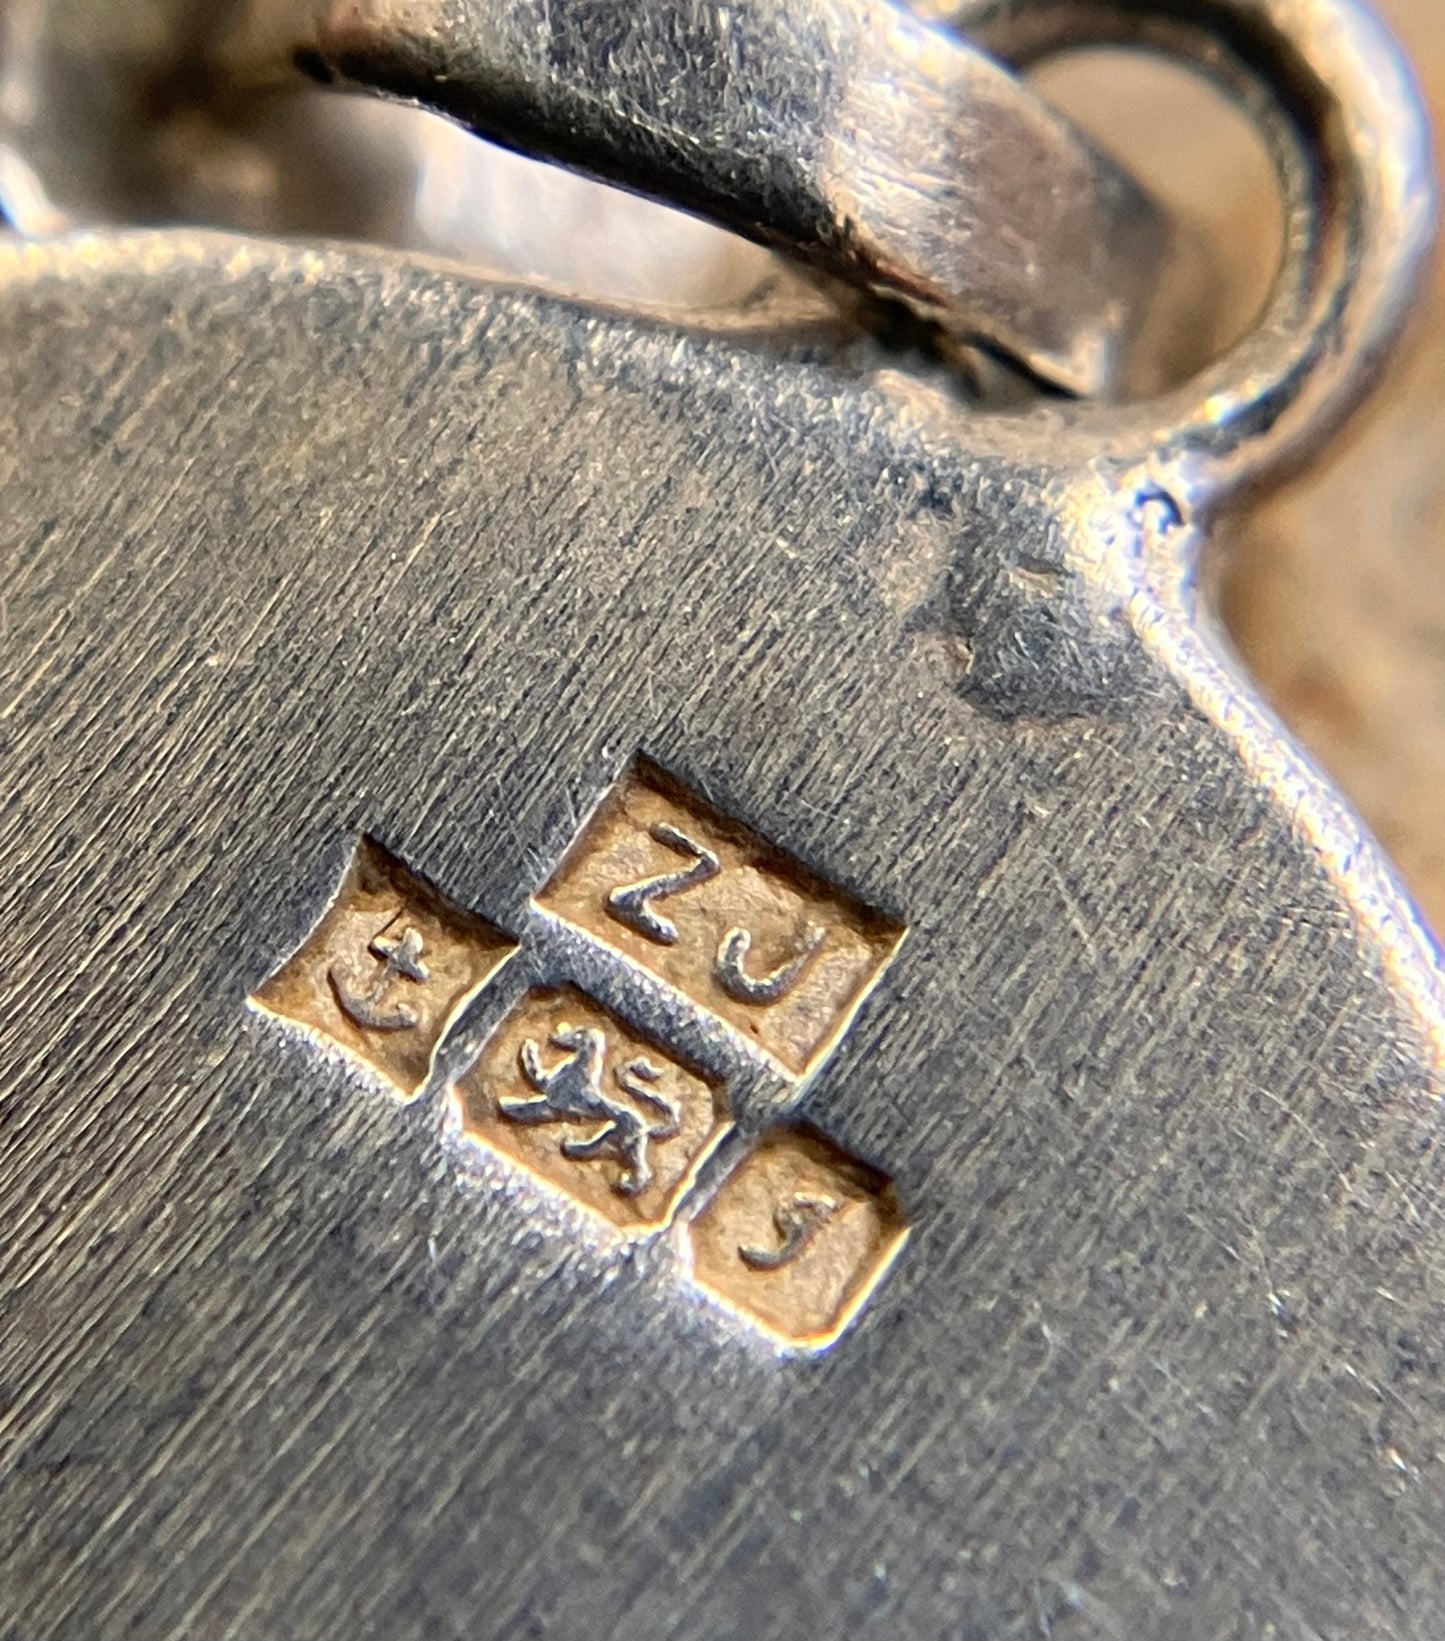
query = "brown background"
(1219, 0, 1445, 933)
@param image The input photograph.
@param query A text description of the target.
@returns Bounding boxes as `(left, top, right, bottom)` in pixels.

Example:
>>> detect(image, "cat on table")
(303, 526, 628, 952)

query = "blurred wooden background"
(1221, 0, 1445, 934)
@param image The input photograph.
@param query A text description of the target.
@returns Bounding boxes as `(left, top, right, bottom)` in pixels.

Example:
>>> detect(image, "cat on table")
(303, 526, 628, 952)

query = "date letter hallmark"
(686, 1126, 908, 1350)
(250, 761, 910, 1347)
(454, 987, 731, 1233)
(535, 760, 904, 1080)
(738, 1191, 838, 1271)
(251, 836, 516, 1100)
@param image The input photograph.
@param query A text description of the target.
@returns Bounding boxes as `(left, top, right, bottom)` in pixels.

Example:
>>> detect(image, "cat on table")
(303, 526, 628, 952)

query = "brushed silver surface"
(1, 0, 1443, 1637)
(0, 224, 1441, 1639)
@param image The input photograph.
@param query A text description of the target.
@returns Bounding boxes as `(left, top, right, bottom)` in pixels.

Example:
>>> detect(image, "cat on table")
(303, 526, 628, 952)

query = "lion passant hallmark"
(252, 758, 908, 1349)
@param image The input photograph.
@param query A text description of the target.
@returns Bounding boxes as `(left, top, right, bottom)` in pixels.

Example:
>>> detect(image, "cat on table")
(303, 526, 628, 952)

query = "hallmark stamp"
(454, 986, 731, 1233)
(252, 762, 911, 1346)
(251, 836, 516, 1099)
(685, 1125, 908, 1349)
(533, 759, 904, 1079)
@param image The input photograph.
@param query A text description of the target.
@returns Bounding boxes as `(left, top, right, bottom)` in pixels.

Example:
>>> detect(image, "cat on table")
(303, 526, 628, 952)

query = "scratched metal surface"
(2, 233, 1445, 1640)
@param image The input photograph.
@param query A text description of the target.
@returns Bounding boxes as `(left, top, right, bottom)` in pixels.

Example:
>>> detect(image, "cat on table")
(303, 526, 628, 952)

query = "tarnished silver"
(0, 0, 1442, 1638)
(950, 0, 1439, 489)
(228, 0, 1205, 393)
(0, 0, 1195, 394)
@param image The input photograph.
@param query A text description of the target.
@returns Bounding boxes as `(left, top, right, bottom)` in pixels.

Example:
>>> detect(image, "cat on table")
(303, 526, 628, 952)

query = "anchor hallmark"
(250, 757, 910, 1345)
(250, 835, 516, 1100)
(329, 918, 431, 1032)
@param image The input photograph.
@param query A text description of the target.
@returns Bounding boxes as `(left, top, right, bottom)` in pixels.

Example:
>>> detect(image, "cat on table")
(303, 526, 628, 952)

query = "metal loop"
(1, 0, 1430, 491)
(951, 0, 1437, 497)
(218, 0, 1191, 397)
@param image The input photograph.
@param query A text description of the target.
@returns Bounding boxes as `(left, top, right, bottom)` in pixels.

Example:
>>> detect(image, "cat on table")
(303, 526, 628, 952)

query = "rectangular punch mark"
(452, 984, 732, 1234)
(251, 835, 516, 1100)
(533, 758, 905, 1080)
(684, 1123, 908, 1351)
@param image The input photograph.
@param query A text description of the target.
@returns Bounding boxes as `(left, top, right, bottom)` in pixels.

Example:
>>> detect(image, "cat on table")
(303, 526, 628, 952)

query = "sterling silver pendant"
(0, 0, 1440, 1636)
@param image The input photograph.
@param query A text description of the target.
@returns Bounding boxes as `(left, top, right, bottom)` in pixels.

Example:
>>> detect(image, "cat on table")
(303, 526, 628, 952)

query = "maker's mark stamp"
(251, 836, 516, 1100)
(250, 761, 911, 1347)
(607, 822, 721, 944)
(454, 986, 731, 1233)
(686, 1125, 908, 1349)
(534, 759, 904, 1079)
